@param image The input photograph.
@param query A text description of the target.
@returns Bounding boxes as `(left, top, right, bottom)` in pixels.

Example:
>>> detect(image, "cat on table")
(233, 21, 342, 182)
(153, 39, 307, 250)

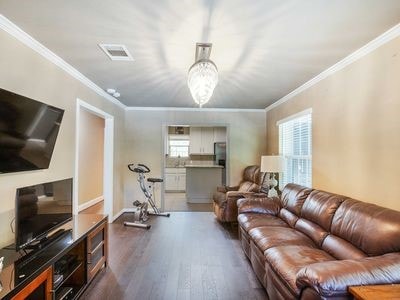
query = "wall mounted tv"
(15, 178, 73, 250)
(0, 88, 64, 174)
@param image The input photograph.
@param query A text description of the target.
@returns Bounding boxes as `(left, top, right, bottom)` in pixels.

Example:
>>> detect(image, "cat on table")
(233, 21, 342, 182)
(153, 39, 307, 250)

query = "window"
(278, 109, 312, 189)
(169, 139, 189, 157)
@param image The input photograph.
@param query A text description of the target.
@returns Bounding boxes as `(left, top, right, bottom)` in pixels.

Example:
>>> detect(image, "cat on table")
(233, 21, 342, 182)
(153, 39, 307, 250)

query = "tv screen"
(15, 178, 73, 250)
(0, 88, 64, 174)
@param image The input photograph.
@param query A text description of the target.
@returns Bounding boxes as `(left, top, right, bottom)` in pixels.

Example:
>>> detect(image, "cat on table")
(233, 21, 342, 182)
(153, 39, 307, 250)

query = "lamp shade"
(260, 155, 284, 173)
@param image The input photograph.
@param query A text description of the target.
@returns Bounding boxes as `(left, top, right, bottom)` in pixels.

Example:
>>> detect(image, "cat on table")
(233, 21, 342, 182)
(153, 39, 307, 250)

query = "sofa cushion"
(321, 234, 367, 260)
(280, 184, 313, 216)
(265, 245, 335, 295)
(248, 226, 315, 253)
(238, 213, 288, 233)
(242, 165, 261, 183)
(279, 208, 299, 228)
(331, 198, 400, 256)
(301, 190, 346, 231)
(295, 219, 328, 247)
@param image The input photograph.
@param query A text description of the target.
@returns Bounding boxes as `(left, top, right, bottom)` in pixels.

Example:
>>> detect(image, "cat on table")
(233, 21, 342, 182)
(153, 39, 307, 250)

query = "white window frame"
(277, 108, 312, 189)
(168, 139, 190, 158)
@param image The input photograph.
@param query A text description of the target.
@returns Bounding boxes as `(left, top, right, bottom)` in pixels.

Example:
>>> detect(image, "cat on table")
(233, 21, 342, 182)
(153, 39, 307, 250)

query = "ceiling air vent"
(99, 44, 133, 61)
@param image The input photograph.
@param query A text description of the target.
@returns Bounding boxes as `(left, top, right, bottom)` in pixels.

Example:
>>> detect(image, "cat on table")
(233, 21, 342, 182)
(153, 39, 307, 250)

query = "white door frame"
(161, 123, 230, 211)
(74, 98, 114, 222)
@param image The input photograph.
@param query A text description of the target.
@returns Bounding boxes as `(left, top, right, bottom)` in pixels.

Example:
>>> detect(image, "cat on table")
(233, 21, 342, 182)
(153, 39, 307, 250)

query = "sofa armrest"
(226, 191, 254, 199)
(296, 253, 400, 298)
(216, 185, 239, 193)
(237, 196, 280, 215)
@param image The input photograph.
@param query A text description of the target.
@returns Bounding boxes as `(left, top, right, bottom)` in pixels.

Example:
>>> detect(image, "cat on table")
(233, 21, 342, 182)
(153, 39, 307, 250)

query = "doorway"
(162, 125, 228, 212)
(74, 99, 114, 221)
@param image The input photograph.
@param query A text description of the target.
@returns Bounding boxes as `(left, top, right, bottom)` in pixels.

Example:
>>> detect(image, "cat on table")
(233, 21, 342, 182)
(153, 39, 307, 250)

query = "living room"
(0, 1, 400, 300)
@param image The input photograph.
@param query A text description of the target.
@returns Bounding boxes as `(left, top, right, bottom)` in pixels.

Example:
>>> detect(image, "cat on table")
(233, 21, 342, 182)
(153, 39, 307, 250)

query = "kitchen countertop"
(185, 165, 224, 168)
(165, 166, 186, 168)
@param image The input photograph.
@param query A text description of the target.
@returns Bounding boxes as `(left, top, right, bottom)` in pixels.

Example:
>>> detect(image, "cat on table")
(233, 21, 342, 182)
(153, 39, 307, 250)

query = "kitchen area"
(164, 125, 227, 211)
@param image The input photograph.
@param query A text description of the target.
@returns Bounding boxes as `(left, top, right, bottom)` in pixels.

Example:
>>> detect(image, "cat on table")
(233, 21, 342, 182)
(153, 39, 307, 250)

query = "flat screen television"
(0, 88, 64, 174)
(15, 178, 73, 250)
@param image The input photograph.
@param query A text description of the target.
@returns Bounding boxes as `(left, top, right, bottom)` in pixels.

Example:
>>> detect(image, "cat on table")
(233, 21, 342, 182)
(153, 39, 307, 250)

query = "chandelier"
(188, 43, 218, 107)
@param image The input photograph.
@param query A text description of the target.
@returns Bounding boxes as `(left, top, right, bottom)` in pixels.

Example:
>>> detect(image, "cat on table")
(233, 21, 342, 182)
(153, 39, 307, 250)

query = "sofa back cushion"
(242, 165, 261, 183)
(238, 165, 262, 192)
(295, 219, 328, 246)
(301, 190, 347, 231)
(294, 190, 347, 247)
(279, 208, 299, 228)
(280, 184, 313, 216)
(331, 198, 400, 256)
(278, 184, 313, 227)
(321, 234, 367, 260)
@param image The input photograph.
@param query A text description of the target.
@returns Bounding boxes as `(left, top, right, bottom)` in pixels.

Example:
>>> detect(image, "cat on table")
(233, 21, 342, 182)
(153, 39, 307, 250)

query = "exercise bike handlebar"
(128, 163, 151, 173)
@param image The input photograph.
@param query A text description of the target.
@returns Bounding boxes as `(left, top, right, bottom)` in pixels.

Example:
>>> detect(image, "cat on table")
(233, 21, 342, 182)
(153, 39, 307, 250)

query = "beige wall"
(0, 29, 125, 247)
(124, 110, 266, 207)
(78, 109, 104, 205)
(266, 36, 400, 211)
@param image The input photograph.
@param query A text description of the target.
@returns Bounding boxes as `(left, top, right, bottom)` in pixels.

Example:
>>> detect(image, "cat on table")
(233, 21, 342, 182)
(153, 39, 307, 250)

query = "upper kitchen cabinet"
(213, 127, 227, 143)
(189, 127, 214, 155)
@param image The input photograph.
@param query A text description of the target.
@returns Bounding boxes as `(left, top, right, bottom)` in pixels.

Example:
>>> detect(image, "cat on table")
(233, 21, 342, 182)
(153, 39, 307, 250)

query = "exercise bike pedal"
(132, 200, 142, 207)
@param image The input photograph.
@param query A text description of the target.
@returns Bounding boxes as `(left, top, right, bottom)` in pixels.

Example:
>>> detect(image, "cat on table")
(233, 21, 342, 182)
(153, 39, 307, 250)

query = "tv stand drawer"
(87, 221, 108, 281)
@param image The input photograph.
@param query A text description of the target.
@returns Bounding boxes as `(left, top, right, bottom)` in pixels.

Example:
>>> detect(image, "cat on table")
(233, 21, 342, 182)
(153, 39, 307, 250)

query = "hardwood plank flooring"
(81, 212, 267, 300)
(165, 193, 213, 212)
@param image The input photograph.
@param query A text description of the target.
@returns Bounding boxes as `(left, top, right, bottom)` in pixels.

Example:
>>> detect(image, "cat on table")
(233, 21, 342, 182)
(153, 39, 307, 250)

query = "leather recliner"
(213, 165, 264, 222)
(237, 183, 400, 299)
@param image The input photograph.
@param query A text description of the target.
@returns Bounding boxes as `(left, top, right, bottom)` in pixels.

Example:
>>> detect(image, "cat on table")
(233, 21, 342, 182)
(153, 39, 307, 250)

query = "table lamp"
(261, 155, 285, 197)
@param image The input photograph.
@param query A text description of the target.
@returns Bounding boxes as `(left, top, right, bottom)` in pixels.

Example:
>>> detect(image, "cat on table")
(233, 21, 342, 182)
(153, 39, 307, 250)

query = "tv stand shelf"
(0, 214, 108, 300)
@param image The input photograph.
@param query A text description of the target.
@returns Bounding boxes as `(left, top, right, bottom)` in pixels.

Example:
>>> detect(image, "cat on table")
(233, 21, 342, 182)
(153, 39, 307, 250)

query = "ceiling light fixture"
(187, 43, 218, 107)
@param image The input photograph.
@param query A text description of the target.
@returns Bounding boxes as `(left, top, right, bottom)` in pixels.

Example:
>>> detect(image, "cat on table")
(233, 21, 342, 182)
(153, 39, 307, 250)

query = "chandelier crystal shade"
(187, 43, 218, 107)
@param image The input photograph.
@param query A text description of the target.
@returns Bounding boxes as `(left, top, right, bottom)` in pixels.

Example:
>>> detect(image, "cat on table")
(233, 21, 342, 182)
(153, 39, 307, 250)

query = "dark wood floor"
(81, 212, 267, 300)
(165, 193, 213, 212)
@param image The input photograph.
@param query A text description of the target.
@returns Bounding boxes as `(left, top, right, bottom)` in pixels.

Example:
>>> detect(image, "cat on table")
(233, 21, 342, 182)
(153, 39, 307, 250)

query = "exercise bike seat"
(148, 177, 163, 183)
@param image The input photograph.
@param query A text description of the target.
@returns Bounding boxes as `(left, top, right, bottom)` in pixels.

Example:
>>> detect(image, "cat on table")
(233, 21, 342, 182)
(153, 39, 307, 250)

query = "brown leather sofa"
(213, 165, 264, 222)
(237, 183, 400, 299)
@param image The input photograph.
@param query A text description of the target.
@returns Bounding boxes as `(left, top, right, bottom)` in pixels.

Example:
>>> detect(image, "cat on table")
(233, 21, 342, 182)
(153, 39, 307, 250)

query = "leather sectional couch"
(237, 183, 400, 299)
(213, 165, 264, 222)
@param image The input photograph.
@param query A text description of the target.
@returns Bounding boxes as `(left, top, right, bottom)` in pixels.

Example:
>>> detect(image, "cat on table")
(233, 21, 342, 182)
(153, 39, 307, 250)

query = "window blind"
(279, 111, 312, 189)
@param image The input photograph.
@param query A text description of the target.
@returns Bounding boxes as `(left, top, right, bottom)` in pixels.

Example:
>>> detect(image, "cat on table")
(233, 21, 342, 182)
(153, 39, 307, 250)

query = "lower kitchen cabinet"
(165, 168, 186, 192)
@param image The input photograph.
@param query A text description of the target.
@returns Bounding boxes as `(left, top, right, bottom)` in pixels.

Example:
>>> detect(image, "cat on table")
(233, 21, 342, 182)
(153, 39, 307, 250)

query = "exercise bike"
(124, 163, 170, 229)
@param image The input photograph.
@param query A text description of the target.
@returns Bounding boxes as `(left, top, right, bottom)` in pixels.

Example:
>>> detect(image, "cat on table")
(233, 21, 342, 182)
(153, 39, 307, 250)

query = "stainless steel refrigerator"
(214, 142, 226, 185)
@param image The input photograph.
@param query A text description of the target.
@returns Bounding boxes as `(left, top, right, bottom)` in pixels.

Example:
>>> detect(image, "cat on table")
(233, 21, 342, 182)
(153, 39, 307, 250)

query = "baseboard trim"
(112, 208, 136, 222)
(78, 196, 104, 212)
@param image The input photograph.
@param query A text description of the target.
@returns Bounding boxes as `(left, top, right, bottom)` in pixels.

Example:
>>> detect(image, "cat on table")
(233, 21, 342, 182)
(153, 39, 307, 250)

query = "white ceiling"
(1, 0, 400, 109)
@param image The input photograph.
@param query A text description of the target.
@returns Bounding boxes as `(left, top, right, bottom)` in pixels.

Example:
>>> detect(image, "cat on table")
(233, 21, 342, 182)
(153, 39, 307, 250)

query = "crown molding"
(125, 106, 265, 112)
(266, 23, 400, 112)
(0, 14, 127, 110)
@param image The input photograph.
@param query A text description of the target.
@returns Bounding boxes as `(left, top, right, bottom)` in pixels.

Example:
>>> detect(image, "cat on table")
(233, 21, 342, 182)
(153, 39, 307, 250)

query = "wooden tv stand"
(0, 214, 108, 300)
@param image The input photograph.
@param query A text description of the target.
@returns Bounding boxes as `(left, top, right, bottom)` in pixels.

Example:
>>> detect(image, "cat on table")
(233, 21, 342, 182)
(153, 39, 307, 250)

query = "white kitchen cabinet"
(165, 168, 186, 192)
(177, 174, 186, 190)
(213, 127, 227, 143)
(201, 127, 214, 154)
(189, 127, 214, 155)
(189, 127, 203, 154)
(165, 173, 177, 191)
